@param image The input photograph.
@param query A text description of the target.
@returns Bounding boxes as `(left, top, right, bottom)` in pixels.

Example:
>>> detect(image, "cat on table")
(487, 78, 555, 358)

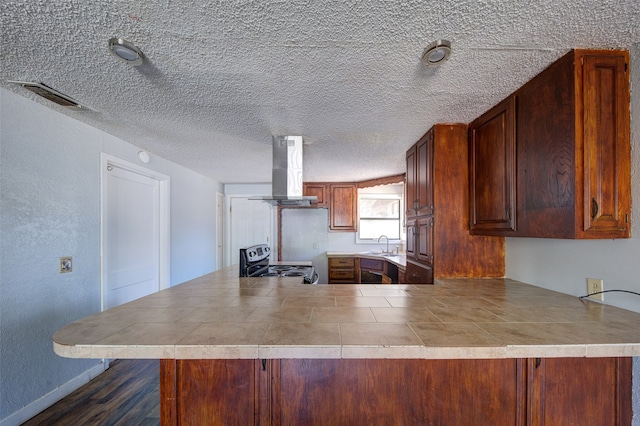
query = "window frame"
(356, 191, 404, 244)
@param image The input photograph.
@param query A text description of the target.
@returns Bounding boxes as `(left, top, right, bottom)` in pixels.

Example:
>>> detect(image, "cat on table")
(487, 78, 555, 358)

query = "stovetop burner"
(270, 265, 293, 272)
(281, 271, 306, 277)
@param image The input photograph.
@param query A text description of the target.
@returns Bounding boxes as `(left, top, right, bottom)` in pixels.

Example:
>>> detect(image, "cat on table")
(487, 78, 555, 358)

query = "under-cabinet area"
(469, 49, 631, 239)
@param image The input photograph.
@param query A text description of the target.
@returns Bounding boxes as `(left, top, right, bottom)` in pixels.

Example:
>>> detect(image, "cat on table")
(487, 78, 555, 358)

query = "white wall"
(505, 43, 640, 424)
(0, 88, 221, 424)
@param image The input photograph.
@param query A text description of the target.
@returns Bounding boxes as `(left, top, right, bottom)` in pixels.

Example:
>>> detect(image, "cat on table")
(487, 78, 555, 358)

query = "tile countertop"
(326, 251, 406, 268)
(52, 265, 640, 361)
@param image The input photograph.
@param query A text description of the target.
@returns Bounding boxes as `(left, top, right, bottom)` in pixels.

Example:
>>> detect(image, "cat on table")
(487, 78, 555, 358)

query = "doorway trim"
(216, 192, 224, 269)
(100, 153, 170, 311)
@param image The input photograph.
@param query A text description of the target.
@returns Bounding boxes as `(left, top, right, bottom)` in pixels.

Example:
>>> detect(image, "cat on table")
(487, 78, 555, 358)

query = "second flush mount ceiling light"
(108, 38, 144, 66)
(421, 39, 451, 67)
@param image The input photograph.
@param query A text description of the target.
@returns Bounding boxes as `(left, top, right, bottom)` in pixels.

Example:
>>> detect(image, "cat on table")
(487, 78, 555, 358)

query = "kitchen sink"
(359, 251, 398, 257)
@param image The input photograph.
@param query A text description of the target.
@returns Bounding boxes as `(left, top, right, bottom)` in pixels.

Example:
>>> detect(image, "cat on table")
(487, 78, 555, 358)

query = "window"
(358, 193, 402, 240)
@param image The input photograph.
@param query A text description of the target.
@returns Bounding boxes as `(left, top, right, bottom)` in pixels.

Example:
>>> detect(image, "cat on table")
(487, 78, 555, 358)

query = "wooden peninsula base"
(159, 357, 631, 425)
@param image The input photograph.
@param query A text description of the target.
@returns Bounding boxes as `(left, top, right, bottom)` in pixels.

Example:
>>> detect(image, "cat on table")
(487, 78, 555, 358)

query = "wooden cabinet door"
(527, 357, 632, 425)
(580, 52, 630, 237)
(469, 96, 517, 234)
(161, 359, 257, 426)
(303, 182, 328, 207)
(329, 183, 357, 232)
(416, 215, 433, 266)
(359, 258, 385, 273)
(405, 217, 416, 259)
(275, 359, 523, 425)
(405, 145, 417, 217)
(416, 129, 434, 216)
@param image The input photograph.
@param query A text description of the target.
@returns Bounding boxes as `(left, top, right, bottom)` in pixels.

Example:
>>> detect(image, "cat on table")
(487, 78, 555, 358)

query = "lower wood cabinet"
(527, 357, 632, 425)
(328, 257, 356, 283)
(160, 357, 631, 425)
(405, 259, 433, 284)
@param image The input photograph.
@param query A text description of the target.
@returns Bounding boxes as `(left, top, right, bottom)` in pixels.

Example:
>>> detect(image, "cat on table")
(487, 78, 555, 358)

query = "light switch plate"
(59, 256, 72, 273)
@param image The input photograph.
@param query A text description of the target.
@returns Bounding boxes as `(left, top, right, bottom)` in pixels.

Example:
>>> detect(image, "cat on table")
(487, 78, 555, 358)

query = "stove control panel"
(243, 244, 271, 263)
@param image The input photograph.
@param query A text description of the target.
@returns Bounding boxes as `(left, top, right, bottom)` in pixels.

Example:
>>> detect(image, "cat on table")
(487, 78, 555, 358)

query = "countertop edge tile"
(586, 343, 640, 358)
(175, 345, 259, 359)
(91, 345, 175, 359)
(341, 345, 425, 359)
(423, 346, 508, 359)
(505, 345, 587, 358)
(53, 342, 93, 358)
(326, 251, 406, 268)
(259, 346, 342, 359)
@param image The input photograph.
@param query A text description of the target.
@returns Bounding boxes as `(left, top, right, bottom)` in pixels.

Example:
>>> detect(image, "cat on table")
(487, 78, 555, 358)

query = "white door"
(229, 197, 274, 266)
(216, 192, 224, 270)
(102, 159, 168, 309)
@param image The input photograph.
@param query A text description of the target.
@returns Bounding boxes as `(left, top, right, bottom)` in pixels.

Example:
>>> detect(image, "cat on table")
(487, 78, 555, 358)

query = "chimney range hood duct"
(251, 136, 317, 207)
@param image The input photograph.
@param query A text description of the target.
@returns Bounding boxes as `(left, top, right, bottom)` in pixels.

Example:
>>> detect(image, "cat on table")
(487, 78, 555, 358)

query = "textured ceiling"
(2, 1, 639, 183)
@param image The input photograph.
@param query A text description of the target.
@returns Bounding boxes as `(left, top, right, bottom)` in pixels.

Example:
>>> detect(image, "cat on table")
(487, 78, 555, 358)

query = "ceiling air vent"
(8, 81, 90, 110)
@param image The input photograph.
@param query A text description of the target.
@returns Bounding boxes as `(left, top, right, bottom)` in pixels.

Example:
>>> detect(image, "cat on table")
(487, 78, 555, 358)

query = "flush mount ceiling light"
(108, 38, 144, 66)
(421, 39, 451, 67)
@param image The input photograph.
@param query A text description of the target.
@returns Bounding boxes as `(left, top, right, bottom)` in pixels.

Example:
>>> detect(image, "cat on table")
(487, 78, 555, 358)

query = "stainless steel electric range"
(239, 243, 318, 284)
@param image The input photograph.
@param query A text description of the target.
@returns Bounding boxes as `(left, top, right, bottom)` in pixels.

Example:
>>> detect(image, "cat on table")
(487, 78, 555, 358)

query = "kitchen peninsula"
(53, 266, 640, 424)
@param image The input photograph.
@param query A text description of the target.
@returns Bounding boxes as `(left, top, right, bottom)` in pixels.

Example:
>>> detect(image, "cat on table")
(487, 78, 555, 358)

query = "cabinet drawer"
(406, 261, 433, 284)
(329, 269, 356, 281)
(329, 257, 355, 268)
(359, 258, 385, 272)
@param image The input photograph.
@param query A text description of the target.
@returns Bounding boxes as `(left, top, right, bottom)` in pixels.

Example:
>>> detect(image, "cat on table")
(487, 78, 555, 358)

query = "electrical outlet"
(587, 278, 604, 301)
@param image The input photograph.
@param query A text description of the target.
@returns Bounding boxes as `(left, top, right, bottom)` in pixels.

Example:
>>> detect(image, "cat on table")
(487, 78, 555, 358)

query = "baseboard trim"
(0, 361, 108, 426)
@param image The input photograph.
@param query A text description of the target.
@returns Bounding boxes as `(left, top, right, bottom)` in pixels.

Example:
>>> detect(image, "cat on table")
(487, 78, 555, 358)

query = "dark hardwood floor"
(22, 359, 160, 426)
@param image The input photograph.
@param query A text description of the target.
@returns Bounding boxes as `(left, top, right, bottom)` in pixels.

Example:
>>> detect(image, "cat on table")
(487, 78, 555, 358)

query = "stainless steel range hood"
(251, 136, 318, 207)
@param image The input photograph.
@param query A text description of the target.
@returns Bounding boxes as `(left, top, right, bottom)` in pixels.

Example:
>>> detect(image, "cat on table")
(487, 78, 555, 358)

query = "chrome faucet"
(377, 235, 389, 253)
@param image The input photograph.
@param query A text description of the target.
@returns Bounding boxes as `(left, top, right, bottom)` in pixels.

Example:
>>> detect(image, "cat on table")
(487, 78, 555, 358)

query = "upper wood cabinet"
(405, 124, 505, 283)
(405, 145, 417, 217)
(468, 96, 516, 234)
(302, 182, 357, 232)
(579, 52, 630, 237)
(302, 182, 328, 207)
(469, 49, 631, 239)
(329, 183, 357, 232)
(406, 130, 434, 217)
